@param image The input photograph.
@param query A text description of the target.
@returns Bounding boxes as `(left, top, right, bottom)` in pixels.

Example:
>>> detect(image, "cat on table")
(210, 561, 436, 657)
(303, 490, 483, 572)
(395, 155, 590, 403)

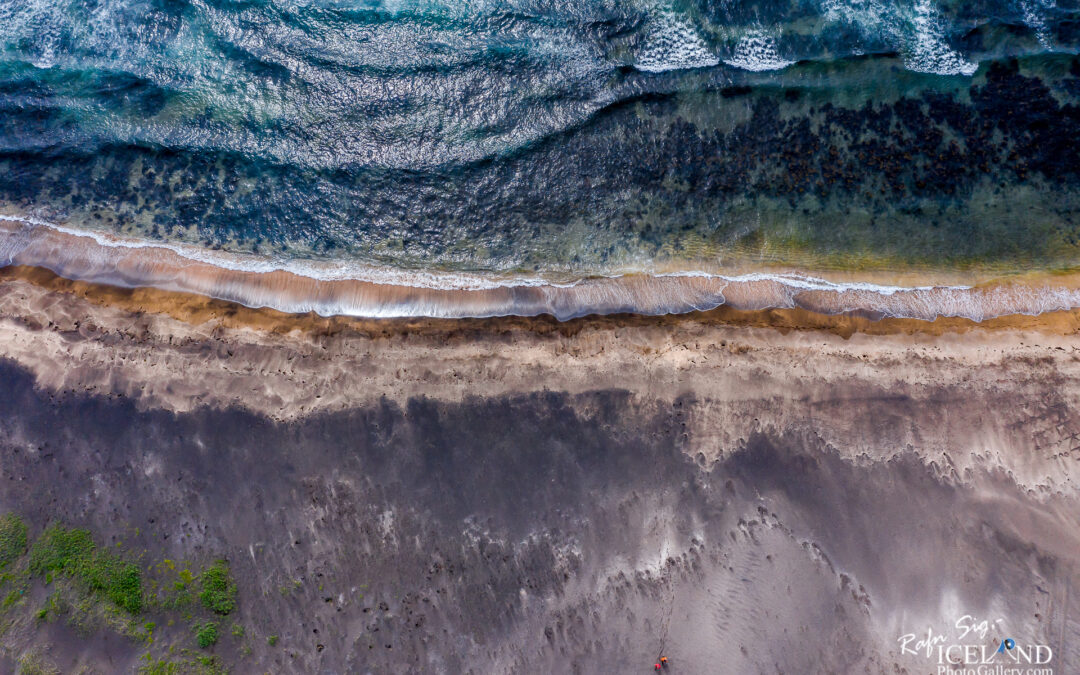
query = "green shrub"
(267, 635, 278, 646)
(0, 514, 28, 568)
(139, 660, 179, 675)
(2, 590, 19, 608)
(140, 657, 227, 675)
(195, 621, 218, 649)
(91, 558, 143, 614)
(29, 525, 94, 576)
(198, 561, 236, 615)
(28, 524, 143, 614)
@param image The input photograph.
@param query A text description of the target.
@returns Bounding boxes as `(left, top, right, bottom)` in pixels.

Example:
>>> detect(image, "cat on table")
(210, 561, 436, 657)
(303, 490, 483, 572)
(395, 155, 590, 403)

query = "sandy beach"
(0, 265, 1076, 672)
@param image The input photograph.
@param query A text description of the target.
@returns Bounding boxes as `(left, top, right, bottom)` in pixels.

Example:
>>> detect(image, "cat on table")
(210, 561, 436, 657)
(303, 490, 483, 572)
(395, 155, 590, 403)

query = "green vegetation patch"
(0, 517, 250, 670)
(28, 526, 94, 576)
(194, 621, 218, 649)
(3, 589, 22, 608)
(198, 561, 236, 616)
(0, 513, 28, 569)
(140, 653, 228, 675)
(29, 524, 143, 614)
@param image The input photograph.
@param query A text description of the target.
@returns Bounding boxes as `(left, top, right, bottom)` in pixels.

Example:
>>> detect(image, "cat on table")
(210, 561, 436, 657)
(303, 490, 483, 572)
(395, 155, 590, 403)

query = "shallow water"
(1, 0, 1079, 317)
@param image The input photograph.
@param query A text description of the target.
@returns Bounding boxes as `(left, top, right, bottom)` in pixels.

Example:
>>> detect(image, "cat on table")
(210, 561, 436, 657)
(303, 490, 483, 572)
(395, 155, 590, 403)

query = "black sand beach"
(0, 279, 1076, 673)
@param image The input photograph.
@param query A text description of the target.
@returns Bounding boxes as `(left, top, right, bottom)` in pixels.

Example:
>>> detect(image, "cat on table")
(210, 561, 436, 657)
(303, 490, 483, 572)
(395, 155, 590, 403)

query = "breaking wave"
(635, 8, 719, 73)
(722, 29, 795, 72)
(820, 0, 981, 76)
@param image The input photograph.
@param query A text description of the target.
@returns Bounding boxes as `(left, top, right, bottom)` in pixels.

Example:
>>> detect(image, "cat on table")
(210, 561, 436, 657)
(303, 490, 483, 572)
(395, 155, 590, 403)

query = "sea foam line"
(0, 214, 569, 291)
(3, 215, 1080, 322)
(0, 214, 967, 296)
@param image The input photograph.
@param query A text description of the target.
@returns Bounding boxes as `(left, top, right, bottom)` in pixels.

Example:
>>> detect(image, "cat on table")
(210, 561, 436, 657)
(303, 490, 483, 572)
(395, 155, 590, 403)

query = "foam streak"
(2, 218, 1079, 321)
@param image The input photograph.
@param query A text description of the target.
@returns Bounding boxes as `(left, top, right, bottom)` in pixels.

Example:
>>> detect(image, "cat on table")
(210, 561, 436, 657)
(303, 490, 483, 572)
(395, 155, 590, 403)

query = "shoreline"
(2, 259, 1079, 422)
(3, 7, 1080, 672)
(7, 217, 1080, 323)
(2, 225, 1080, 492)
(1, 233, 1078, 672)
(2, 257, 1080, 497)
(5, 263, 1080, 340)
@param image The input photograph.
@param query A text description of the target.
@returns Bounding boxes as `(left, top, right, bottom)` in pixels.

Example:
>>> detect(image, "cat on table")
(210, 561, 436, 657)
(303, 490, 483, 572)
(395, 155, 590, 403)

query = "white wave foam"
(906, 0, 978, 75)
(0, 213, 573, 292)
(821, 0, 978, 76)
(702, 271, 964, 295)
(635, 8, 719, 73)
(4, 215, 1080, 322)
(722, 29, 795, 72)
(0, 213, 962, 297)
(1018, 0, 1055, 49)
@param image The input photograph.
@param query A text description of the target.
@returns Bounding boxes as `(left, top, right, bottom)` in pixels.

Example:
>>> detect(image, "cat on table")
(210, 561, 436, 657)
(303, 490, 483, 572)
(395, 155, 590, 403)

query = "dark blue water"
(1, 0, 1079, 284)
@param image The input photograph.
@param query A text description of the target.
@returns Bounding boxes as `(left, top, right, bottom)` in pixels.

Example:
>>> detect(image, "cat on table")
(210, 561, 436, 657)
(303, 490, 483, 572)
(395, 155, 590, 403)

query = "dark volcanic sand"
(0, 358, 1076, 673)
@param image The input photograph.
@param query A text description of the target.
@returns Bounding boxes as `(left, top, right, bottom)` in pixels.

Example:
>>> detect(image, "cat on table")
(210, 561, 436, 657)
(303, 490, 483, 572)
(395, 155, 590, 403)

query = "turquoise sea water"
(1, 0, 1080, 316)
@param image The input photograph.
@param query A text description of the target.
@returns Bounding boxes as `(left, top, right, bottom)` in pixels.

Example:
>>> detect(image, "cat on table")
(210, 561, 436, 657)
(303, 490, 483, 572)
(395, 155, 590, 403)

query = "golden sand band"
(4, 217, 1080, 322)
(1, 257, 1078, 500)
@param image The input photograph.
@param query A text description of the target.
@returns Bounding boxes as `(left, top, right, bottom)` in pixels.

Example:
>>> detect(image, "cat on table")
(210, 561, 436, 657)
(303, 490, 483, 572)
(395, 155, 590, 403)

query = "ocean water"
(1, 0, 1080, 318)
